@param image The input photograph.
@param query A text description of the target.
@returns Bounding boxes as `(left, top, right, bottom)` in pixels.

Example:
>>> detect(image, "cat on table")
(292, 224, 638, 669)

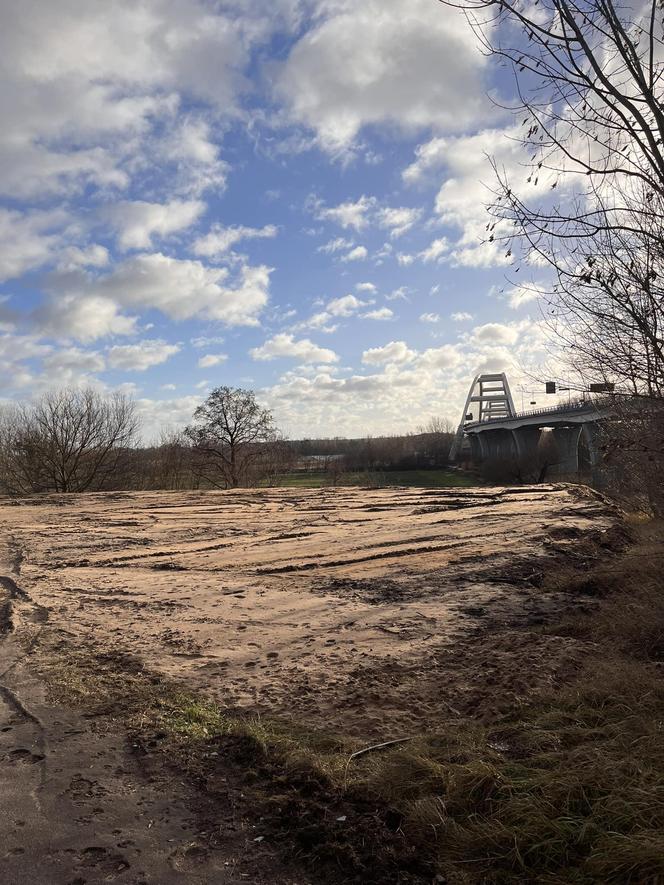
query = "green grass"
(265, 468, 480, 489)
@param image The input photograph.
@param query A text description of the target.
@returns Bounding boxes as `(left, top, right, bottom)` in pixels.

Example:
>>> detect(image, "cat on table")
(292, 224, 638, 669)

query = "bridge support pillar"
(581, 422, 604, 486)
(549, 426, 583, 478)
(468, 434, 483, 463)
(512, 426, 542, 462)
(482, 429, 517, 463)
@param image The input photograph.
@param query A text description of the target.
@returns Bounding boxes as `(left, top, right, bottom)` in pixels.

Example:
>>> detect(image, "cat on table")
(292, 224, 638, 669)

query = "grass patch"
(32, 521, 664, 883)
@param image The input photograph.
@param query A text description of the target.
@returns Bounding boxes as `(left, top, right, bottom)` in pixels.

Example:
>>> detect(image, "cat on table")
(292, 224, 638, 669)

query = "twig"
(348, 736, 413, 761)
(343, 736, 413, 789)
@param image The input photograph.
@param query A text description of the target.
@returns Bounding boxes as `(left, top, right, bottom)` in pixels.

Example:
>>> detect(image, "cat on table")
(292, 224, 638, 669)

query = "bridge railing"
(465, 396, 607, 428)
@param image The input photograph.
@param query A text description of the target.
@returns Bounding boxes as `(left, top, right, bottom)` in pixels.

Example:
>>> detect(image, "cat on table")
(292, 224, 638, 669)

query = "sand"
(0, 484, 615, 737)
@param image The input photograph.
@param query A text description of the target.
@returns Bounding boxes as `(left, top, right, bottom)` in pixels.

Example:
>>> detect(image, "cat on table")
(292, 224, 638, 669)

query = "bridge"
(450, 373, 612, 478)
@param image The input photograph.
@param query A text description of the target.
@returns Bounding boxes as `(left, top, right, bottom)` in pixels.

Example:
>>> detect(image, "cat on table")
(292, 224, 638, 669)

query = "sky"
(0, 0, 561, 441)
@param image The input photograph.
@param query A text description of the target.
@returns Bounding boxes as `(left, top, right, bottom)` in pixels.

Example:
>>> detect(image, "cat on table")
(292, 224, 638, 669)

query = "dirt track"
(0, 484, 619, 884)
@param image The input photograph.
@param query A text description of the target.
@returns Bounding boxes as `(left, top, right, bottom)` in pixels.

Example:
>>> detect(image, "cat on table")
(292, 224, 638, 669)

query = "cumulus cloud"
(377, 206, 421, 238)
(451, 311, 473, 322)
(327, 294, 366, 316)
(317, 236, 354, 254)
(275, 0, 489, 152)
(60, 244, 110, 269)
(193, 223, 278, 258)
(42, 347, 105, 375)
(419, 237, 450, 263)
(197, 353, 228, 368)
(262, 318, 550, 438)
(356, 282, 376, 293)
(506, 283, 545, 309)
(362, 340, 416, 365)
(104, 200, 205, 251)
(39, 253, 271, 337)
(362, 307, 393, 321)
(420, 313, 440, 323)
(0, 0, 270, 200)
(294, 292, 369, 332)
(107, 339, 180, 371)
(312, 195, 375, 230)
(404, 125, 550, 269)
(341, 245, 368, 262)
(0, 208, 68, 282)
(471, 322, 521, 346)
(402, 137, 448, 184)
(33, 293, 138, 342)
(250, 333, 338, 363)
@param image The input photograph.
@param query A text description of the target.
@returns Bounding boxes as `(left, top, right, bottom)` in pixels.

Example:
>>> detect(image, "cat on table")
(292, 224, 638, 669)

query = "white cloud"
(193, 223, 278, 258)
(275, 0, 489, 152)
(104, 200, 205, 251)
(377, 206, 421, 238)
(506, 283, 544, 309)
(341, 245, 368, 262)
(472, 322, 521, 346)
(396, 253, 415, 266)
(191, 335, 225, 349)
(356, 282, 376, 293)
(420, 313, 440, 323)
(362, 307, 393, 321)
(402, 137, 448, 184)
(40, 253, 272, 337)
(33, 293, 138, 342)
(294, 292, 369, 333)
(0, 208, 68, 282)
(158, 118, 229, 197)
(0, 3, 248, 200)
(451, 311, 473, 322)
(60, 244, 110, 269)
(312, 195, 375, 231)
(250, 333, 338, 364)
(197, 353, 228, 368)
(362, 340, 416, 365)
(386, 286, 409, 301)
(107, 339, 180, 371)
(41, 347, 105, 375)
(419, 237, 450, 263)
(418, 344, 463, 370)
(327, 294, 366, 316)
(318, 236, 354, 254)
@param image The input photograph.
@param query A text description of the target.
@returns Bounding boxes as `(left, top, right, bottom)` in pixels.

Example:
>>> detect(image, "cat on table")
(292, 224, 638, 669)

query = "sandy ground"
(1, 485, 614, 735)
(0, 484, 618, 884)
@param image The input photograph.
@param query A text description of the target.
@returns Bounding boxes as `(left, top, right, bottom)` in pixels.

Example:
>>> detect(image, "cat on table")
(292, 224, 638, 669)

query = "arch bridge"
(450, 373, 612, 479)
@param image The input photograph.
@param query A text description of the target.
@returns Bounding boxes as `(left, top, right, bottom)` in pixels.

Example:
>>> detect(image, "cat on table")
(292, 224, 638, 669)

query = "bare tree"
(185, 387, 278, 488)
(443, 0, 664, 507)
(442, 0, 664, 390)
(0, 388, 139, 494)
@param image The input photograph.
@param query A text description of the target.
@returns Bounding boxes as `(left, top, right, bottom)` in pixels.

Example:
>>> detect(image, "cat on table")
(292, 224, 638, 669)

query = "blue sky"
(0, 0, 556, 439)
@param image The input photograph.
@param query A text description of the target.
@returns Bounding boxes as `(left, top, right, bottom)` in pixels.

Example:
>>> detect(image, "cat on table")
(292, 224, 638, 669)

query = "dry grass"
(32, 520, 664, 884)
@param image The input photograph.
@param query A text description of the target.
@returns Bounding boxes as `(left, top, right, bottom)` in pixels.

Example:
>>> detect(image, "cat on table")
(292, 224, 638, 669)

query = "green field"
(265, 468, 480, 489)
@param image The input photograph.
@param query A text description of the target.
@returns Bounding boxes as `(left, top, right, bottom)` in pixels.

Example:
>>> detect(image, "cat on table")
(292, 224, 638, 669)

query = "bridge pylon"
(449, 373, 516, 461)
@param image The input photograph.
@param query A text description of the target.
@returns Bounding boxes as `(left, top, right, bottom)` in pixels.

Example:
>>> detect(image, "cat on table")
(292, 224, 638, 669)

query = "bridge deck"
(464, 399, 609, 431)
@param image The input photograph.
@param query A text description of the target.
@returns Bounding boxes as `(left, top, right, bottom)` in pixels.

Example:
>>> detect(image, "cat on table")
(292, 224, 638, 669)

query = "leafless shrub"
(0, 388, 139, 494)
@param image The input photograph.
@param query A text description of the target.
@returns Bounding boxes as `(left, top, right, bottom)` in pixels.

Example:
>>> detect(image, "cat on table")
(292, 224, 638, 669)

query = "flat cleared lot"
(1, 485, 614, 737)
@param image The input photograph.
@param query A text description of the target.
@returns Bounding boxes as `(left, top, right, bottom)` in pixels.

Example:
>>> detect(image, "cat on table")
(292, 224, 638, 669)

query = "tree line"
(0, 386, 455, 495)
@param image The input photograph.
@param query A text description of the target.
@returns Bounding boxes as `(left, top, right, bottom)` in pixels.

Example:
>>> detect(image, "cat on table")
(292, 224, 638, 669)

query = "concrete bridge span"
(450, 374, 612, 479)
